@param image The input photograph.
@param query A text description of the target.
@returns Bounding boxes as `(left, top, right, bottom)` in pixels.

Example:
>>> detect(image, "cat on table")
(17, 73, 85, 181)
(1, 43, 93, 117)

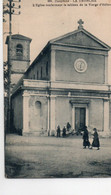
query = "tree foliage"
(4, 61, 9, 95)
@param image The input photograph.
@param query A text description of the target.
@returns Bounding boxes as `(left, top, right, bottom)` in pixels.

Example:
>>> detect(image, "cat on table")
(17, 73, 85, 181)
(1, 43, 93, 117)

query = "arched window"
(16, 44, 23, 56)
(35, 101, 42, 116)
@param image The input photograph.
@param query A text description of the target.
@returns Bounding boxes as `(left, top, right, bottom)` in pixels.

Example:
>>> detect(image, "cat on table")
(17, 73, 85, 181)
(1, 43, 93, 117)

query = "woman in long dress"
(91, 128, 100, 150)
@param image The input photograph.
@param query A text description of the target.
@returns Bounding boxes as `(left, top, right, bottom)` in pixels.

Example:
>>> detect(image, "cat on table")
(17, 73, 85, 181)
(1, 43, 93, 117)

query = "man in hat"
(83, 126, 90, 149)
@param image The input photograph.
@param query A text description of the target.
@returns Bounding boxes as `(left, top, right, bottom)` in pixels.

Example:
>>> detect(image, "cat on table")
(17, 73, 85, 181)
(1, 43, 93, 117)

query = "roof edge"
(6, 34, 32, 44)
(25, 42, 50, 74)
(49, 28, 110, 50)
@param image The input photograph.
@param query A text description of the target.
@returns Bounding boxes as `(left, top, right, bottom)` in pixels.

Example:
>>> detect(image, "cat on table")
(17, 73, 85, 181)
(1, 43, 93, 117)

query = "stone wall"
(10, 39, 30, 62)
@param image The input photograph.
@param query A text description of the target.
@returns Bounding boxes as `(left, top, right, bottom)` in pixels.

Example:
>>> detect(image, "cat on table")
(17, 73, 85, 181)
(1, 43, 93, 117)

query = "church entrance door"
(75, 107, 86, 132)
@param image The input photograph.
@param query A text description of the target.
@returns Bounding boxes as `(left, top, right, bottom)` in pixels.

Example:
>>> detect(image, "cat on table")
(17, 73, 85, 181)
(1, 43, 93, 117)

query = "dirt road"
(5, 134, 111, 178)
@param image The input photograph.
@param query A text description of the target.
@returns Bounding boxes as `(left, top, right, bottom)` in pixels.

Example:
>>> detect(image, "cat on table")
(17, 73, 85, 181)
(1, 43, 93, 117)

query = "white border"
(1, 0, 111, 195)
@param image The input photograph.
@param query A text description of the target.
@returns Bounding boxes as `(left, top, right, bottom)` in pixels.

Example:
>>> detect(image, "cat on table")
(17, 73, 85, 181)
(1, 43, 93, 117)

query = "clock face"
(74, 58, 87, 73)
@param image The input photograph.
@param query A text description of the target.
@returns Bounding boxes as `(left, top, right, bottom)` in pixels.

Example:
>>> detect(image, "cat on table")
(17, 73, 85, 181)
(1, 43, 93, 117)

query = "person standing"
(62, 126, 66, 137)
(91, 128, 100, 150)
(66, 122, 71, 131)
(83, 126, 90, 149)
(57, 125, 61, 137)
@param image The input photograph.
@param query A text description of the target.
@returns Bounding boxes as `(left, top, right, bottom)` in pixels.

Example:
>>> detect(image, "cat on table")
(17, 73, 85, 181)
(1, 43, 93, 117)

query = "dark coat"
(83, 129, 90, 147)
(92, 131, 100, 147)
(62, 127, 66, 137)
(57, 126, 61, 137)
(67, 122, 71, 131)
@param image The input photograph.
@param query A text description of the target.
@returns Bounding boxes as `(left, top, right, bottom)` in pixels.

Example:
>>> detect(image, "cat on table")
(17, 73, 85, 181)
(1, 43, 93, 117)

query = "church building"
(6, 20, 111, 136)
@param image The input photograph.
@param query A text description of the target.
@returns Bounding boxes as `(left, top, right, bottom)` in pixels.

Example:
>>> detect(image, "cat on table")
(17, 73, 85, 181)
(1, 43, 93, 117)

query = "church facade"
(7, 20, 111, 136)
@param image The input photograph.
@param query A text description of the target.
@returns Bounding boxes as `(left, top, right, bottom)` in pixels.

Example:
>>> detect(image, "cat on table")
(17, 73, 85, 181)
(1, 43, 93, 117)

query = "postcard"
(2, 0, 111, 193)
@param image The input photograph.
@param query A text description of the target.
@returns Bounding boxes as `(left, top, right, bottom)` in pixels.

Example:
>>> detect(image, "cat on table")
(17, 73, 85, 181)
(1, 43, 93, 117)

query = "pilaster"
(49, 95, 56, 134)
(47, 95, 50, 133)
(86, 106, 89, 127)
(103, 99, 110, 135)
(23, 91, 29, 134)
(50, 49, 55, 81)
(72, 105, 75, 129)
(105, 55, 108, 84)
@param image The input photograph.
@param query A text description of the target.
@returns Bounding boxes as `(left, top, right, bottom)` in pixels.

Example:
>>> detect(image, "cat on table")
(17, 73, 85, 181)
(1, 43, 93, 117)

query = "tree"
(4, 61, 9, 96)
(4, 61, 9, 135)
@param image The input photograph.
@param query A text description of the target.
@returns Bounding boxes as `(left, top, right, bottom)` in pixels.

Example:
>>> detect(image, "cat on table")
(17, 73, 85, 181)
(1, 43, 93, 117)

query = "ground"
(5, 134, 111, 178)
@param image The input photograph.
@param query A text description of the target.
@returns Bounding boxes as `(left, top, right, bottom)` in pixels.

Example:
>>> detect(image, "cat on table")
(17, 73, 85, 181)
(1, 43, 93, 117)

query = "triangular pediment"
(50, 29, 110, 50)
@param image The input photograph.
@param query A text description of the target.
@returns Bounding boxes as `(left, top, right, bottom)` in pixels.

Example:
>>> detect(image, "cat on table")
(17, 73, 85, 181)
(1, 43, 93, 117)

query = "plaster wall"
(28, 95, 48, 131)
(55, 50, 105, 84)
(109, 100, 111, 130)
(56, 31, 105, 48)
(27, 51, 50, 80)
(11, 74, 23, 86)
(11, 60, 29, 73)
(55, 97, 72, 129)
(11, 92, 23, 132)
(89, 99, 104, 130)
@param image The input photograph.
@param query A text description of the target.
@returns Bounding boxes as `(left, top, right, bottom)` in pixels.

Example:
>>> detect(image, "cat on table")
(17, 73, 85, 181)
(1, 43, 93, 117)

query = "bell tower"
(6, 34, 32, 89)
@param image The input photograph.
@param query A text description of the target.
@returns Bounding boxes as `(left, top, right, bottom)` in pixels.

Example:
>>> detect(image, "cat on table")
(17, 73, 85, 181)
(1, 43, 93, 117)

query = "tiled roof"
(6, 34, 32, 44)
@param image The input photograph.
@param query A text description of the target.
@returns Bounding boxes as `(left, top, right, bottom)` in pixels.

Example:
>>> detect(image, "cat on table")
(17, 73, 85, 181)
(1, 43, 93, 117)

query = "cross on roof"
(78, 19, 84, 29)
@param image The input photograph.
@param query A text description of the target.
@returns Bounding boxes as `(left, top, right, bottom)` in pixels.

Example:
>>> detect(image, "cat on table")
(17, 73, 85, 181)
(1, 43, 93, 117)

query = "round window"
(74, 58, 87, 73)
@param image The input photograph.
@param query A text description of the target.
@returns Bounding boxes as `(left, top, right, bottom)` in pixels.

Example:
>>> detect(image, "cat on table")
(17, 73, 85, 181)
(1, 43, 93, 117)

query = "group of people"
(56, 122, 100, 150)
(83, 126, 100, 150)
(57, 123, 100, 150)
(56, 122, 71, 138)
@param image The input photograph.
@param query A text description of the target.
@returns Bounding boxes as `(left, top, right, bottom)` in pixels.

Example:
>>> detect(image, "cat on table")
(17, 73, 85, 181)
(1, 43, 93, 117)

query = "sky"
(3, 0, 111, 82)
